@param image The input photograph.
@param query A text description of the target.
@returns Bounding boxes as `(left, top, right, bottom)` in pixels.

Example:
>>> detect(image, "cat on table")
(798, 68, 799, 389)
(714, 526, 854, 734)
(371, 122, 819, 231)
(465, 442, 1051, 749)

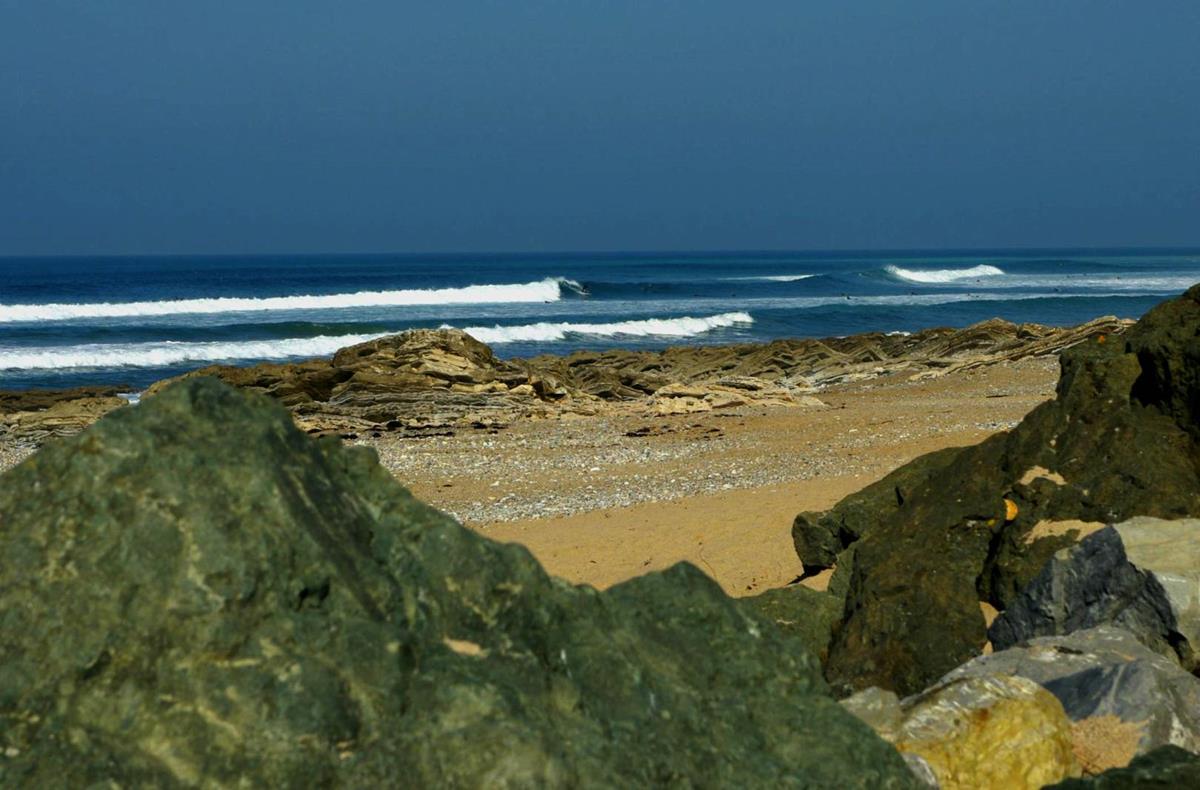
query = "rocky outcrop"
(798, 285, 1200, 696)
(142, 329, 574, 437)
(944, 627, 1200, 772)
(7, 316, 1125, 446)
(529, 315, 1126, 395)
(0, 378, 916, 787)
(0, 385, 128, 444)
(988, 529, 1189, 666)
(842, 675, 1081, 789)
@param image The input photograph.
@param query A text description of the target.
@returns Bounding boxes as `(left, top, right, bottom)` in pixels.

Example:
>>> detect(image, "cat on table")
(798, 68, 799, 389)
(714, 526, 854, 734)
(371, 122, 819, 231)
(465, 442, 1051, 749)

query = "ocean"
(1, 249, 1198, 391)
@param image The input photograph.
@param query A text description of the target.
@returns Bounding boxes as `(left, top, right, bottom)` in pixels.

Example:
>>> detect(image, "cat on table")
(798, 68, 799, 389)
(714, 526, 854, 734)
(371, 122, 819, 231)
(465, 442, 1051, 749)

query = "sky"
(2, 1, 1198, 255)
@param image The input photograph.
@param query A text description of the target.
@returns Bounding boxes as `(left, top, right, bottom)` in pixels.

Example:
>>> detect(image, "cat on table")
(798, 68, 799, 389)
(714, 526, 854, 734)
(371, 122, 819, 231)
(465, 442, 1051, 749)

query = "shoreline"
(413, 355, 1061, 595)
(0, 318, 1086, 595)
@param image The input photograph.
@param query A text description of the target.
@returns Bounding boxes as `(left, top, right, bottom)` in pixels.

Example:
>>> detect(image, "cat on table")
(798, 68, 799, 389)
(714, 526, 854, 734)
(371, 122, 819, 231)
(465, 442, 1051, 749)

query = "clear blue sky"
(2, 1, 1198, 255)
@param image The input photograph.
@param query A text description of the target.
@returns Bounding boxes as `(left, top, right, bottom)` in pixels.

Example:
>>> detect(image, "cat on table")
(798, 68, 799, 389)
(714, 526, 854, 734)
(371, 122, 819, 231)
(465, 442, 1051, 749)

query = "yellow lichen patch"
(1004, 499, 1020, 522)
(893, 675, 1080, 790)
(1019, 466, 1067, 486)
(1071, 715, 1145, 775)
(1023, 519, 1107, 546)
(444, 637, 487, 657)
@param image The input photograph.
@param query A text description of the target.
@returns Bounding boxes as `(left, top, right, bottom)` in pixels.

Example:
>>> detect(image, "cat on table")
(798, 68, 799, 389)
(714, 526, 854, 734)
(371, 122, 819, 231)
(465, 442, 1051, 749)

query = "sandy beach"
(377, 355, 1061, 596)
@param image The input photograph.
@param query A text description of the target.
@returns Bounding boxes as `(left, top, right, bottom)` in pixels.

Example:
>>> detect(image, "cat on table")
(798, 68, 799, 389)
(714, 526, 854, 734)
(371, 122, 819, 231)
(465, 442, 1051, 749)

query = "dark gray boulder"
(0, 378, 915, 788)
(988, 528, 1190, 666)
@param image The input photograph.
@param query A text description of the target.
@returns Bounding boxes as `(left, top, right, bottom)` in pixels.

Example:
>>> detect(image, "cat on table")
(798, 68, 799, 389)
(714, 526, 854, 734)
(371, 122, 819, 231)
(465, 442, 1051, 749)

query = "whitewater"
(1, 250, 1196, 389)
(0, 312, 754, 370)
(0, 278, 578, 323)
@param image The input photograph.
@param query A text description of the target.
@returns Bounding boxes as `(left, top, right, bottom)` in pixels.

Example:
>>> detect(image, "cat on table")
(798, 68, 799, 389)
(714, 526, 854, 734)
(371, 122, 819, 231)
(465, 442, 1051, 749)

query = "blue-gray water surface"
(2, 249, 1197, 390)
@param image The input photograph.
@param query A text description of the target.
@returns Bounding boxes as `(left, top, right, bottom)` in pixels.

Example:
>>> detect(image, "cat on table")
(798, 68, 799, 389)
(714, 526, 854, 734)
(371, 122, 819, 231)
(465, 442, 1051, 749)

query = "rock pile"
(0, 378, 914, 787)
(790, 284, 1200, 785)
(793, 286, 1200, 696)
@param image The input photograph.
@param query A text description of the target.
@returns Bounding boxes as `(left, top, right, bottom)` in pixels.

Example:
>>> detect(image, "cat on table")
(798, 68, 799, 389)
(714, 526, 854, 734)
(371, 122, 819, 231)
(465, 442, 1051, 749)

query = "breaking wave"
(0, 311, 753, 370)
(453, 312, 754, 344)
(725, 274, 817, 283)
(0, 334, 386, 370)
(0, 278, 577, 323)
(885, 264, 1006, 283)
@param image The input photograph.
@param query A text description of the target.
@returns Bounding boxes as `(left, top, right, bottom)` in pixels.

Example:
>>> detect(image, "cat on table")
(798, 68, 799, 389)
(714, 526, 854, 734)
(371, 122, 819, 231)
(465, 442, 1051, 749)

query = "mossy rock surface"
(739, 584, 845, 662)
(0, 378, 914, 788)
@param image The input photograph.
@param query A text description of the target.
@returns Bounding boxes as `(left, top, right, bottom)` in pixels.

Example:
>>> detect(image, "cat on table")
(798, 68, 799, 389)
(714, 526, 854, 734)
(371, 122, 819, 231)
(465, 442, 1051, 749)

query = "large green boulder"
(798, 285, 1200, 696)
(0, 378, 914, 788)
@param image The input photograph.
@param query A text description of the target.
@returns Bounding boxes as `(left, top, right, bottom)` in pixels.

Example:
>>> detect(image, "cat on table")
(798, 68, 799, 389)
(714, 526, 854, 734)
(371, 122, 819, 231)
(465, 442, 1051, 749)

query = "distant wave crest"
(453, 312, 754, 344)
(885, 264, 1005, 283)
(0, 334, 386, 371)
(725, 274, 816, 282)
(0, 278, 575, 323)
(0, 311, 752, 370)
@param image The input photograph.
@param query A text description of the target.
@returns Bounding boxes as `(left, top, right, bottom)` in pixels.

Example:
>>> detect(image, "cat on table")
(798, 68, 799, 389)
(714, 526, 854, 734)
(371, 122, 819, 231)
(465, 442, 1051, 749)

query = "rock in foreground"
(842, 674, 1081, 789)
(946, 626, 1200, 773)
(0, 378, 913, 787)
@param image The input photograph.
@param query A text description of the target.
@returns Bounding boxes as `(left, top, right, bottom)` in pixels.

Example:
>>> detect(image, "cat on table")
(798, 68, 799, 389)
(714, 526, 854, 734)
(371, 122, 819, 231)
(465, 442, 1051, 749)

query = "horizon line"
(4, 244, 1200, 261)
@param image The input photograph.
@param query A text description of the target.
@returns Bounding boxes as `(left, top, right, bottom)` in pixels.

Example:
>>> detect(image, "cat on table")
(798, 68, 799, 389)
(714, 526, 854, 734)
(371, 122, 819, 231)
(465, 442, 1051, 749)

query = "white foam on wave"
(0, 278, 573, 323)
(0, 311, 753, 370)
(725, 274, 816, 282)
(886, 264, 1006, 283)
(453, 312, 753, 344)
(0, 333, 385, 370)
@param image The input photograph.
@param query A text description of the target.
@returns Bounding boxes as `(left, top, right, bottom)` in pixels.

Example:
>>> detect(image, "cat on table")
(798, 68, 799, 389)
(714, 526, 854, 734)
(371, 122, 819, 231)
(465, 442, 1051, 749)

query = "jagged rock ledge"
(0, 316, 1127, 445)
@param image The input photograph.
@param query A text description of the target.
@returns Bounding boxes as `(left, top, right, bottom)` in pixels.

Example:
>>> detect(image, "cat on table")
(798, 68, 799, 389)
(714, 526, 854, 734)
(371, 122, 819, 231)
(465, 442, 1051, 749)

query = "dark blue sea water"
(2, 249, 1198, 391)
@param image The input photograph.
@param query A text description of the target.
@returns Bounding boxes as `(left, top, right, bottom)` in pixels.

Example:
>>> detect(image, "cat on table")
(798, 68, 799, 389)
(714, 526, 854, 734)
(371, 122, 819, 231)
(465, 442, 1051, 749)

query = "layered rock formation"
(0, 378, 915, 787)
(2, 315, 1124, 445)
(0, 385, 129, 444)
(793, 285, 1200, 696)
(529, 315, 1126, 394)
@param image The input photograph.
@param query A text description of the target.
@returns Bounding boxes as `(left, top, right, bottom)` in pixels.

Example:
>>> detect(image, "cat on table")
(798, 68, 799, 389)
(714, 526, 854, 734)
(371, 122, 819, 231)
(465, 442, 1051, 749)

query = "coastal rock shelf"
(0, 315, 1127, 445)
